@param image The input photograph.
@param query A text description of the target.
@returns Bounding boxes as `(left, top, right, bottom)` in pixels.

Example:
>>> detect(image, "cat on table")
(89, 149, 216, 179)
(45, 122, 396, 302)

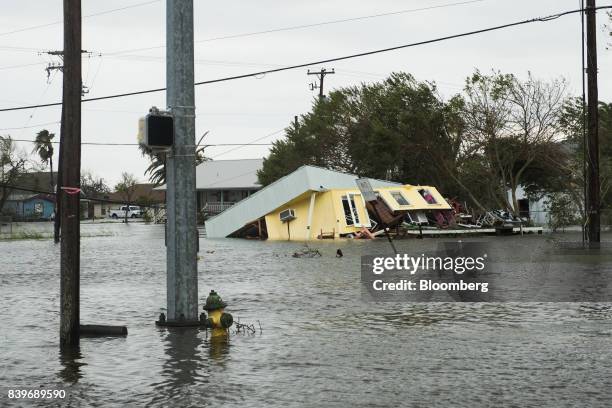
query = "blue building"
(3, 194, 55, 220)
(23, 194, 55, 220)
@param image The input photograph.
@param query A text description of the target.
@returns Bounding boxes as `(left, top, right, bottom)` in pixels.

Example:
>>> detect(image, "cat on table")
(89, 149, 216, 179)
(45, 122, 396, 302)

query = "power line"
(0, 62, 45, 71)
(6, 136, 274, 147)
(0, 6, 608, 113)
(104, 0, 486, 56)
(0, 0, 161, 38)
(210, 129, 285, 158)
(0, 0, 483, 58)
(0, 121, 60, 131)
(0, 183, 160, 208)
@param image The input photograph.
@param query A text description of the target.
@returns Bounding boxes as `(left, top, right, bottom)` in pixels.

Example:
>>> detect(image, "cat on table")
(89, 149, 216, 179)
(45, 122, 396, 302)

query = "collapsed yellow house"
(205, 165, 450, 240)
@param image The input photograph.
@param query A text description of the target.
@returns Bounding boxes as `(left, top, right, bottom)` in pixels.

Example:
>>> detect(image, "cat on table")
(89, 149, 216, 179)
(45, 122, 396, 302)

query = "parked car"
(108, 205, 142, 219)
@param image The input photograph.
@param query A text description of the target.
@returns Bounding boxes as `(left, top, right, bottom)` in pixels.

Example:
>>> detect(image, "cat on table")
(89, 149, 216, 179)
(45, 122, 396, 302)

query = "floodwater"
(1, 223, 611, 407)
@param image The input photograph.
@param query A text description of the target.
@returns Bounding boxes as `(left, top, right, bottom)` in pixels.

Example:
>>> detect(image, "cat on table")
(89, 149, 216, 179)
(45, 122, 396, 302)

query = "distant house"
(205, 165, 450, 240)
(17, 171, 57, 193)
(93, 183, 166, 218)
(157, 159, 263, 216)
(3, 193, 55, 220)
(507, 186, 549, 226)
(1, 172, 57, 220)
(196, 159, 263, 215)
(23, 194, 55, 220)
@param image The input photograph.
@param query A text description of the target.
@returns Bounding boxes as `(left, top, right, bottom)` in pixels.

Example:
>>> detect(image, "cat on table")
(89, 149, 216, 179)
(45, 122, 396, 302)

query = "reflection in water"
(208, 335, 230, 362)
(162, 328, 205, 388)
(148, 327, 224, 405)
(58, 346, 85, 384)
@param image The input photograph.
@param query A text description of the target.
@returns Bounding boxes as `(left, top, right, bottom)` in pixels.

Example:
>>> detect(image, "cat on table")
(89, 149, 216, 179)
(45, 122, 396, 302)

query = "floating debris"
(292, 247, 322, 258)
(232, 319, 262, 336)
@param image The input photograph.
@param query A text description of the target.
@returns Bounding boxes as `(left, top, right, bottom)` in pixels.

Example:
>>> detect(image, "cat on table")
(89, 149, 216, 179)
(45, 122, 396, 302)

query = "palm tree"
(32, 129, 55, 192)
(139, 131, 209, 186)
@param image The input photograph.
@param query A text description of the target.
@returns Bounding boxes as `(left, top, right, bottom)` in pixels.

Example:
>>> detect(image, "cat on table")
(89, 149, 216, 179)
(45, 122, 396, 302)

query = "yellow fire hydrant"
(202, 290, 233, 338)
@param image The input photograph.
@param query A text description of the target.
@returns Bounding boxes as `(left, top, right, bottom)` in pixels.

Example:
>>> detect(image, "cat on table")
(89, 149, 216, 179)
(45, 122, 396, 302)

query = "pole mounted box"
(138, 107, 174, 151)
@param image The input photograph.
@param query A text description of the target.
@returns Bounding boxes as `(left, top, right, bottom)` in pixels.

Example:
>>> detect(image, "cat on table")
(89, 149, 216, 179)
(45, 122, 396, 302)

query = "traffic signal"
(138, 107, 174, 150)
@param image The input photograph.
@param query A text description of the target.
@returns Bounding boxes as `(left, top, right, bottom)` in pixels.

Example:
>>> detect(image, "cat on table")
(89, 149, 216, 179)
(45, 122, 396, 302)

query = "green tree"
(139, 131, 210, 186)
(80, 171, 110, 197)
(557, 98, 612, 222)
(258, 73, 467, 194)
(0, 136, 29, 214)
(259, 71, 569, 215)
(462, 70, 567, 215)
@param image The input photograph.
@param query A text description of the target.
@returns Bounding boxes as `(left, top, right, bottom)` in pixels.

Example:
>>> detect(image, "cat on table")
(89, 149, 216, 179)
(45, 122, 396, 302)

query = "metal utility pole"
(166, 0, 199, 322)
(585, 0, 600, 243)
(59, 0, 82, 347)
(307, 68, 335, 99)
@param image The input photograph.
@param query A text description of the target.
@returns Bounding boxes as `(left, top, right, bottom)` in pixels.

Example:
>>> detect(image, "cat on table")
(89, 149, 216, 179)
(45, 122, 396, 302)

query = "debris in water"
(292, 248, 322, 258)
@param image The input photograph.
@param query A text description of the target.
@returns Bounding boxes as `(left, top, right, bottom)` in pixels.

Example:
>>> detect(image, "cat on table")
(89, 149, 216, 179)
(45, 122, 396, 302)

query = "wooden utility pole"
(59, 0, 82, 347)
(307, 68, 335, 99)
(586, 0, 600, 243)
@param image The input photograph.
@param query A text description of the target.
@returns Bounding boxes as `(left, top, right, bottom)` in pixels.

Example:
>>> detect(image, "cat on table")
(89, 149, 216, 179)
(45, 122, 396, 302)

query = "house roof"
(13, 171, 57, 193)
(107, 183, 166, 204)
(156, 159, 263, 191)
(205, 165, 401, 238)
(6, 193, 36, 201)
(25, 194, 55, 203)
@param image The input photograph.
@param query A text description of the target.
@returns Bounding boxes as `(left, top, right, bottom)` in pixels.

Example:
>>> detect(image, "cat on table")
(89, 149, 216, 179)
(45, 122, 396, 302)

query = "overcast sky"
(0, 0, 611, 186)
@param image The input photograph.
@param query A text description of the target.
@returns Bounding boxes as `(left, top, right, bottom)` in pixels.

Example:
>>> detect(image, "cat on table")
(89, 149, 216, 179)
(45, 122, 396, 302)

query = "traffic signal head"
(143, 111, 174, 150)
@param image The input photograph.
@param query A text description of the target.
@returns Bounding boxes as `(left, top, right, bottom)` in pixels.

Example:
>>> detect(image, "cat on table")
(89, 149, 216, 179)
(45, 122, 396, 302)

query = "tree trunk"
(0, 186, 10, 213)
(428, 149, 488, 213)
(510, 181, 520, 217)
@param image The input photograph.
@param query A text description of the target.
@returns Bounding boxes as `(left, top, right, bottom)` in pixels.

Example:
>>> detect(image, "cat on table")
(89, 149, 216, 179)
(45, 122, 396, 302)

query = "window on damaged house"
(341, 194, 361, 226)
(418, 189, 437, 204)
(390, 191, 410, 206)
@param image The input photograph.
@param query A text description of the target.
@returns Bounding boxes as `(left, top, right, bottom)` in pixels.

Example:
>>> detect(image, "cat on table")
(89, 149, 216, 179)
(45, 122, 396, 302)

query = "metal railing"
(202, 202, 235, 214)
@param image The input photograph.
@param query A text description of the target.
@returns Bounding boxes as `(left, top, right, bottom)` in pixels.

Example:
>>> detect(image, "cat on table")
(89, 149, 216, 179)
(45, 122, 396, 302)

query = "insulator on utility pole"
(307, 68, 335, 99)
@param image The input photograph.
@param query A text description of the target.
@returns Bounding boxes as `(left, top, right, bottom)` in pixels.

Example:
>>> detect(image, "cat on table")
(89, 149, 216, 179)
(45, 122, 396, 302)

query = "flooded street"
(1, 223, 612, 407)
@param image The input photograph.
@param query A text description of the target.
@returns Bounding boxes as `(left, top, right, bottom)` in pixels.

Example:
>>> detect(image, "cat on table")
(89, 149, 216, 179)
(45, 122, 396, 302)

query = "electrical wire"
(5, 137, 274, 147)
(0, 121, 60, 131)
(0, 62, 45, 71)
(0, 0, 161, 38)
(104, 0, 486, 56)
(0, 183, 159, 208)
(209, 129, 285, 158)
(0, 6, 608, 113)
(0, 0, 483, 58)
